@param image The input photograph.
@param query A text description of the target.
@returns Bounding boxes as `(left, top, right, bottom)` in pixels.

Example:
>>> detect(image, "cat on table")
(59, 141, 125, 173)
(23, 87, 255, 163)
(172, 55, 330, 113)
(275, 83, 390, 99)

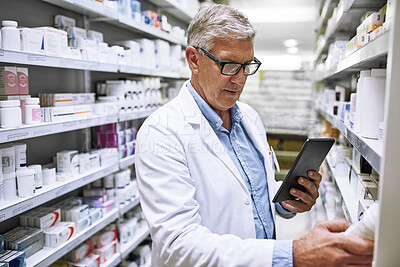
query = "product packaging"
(0, 250, 26, 267)
(57, 150, 79, 177)
(93, 240, 118, 264)
(89, 208, 103, 225)
(19, 28, 44, 54)
(54, 15, 76, 31)
(91, 224, 117, 249)
(73, 253, 100, 267)
(3, 227, 44, 258)
(34, 208, 61, 230)
(0, 66, 18, 96)
(34, 27, 61, 56)
(44, 222, 75, 248)
(66, 239, 91, 263)
(63, 204, 89, 222)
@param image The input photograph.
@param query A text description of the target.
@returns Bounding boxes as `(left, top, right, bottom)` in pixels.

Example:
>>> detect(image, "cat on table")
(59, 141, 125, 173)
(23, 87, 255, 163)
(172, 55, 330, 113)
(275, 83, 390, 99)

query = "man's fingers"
(339, 235, 375, 255)
(318, 220, 353, 233)
(308, 171, 322, 187)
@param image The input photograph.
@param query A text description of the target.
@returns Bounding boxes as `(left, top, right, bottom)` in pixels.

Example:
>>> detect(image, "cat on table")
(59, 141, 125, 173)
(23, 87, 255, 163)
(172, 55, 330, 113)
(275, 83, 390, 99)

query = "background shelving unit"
(0, 0, 193, 265)
(313, 0, 400, 264)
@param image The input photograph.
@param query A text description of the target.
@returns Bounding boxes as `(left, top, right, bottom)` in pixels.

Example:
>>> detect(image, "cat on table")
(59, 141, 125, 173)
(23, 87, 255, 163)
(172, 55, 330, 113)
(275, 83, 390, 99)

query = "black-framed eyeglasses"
(195, 47, 262, 76)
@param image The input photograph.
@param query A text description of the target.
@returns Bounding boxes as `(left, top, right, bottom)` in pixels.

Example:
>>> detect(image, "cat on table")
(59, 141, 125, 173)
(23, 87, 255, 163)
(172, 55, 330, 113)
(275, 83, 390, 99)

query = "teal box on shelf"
(0, 235, 3, 252)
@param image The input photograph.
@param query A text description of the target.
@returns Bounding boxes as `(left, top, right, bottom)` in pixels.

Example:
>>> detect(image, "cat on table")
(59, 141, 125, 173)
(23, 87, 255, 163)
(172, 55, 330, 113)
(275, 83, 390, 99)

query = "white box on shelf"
(34, 27, 61, 56)
(57, 150, 79, 177)
(87, 30, 103, 42)
(43, 222, 75, 248)
(19, 28, 44, 54)
(55, 15, 76, 31)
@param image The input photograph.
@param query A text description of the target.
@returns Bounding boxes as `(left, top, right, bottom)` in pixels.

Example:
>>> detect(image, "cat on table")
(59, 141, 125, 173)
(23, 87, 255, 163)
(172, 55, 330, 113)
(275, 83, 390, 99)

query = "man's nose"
(230, 68, 246, 86)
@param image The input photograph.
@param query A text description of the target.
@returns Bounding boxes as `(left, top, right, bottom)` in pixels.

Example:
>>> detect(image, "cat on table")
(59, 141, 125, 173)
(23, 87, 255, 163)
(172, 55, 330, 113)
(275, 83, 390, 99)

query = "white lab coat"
(136, 81, 284, 267)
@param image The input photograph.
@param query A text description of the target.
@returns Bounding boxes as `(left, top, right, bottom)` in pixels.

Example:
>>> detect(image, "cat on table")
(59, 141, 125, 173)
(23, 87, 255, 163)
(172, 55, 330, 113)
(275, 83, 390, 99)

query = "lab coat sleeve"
(136, 119, 276, 267)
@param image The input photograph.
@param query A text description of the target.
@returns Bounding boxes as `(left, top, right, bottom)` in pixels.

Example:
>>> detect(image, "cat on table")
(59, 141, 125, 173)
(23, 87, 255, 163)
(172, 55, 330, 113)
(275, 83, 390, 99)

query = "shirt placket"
(230, 125, 271, 239)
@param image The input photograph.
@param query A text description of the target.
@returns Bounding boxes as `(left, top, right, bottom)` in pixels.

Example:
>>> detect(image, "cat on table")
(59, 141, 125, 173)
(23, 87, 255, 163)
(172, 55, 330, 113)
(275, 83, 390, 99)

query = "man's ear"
(186, 46, 200, 74)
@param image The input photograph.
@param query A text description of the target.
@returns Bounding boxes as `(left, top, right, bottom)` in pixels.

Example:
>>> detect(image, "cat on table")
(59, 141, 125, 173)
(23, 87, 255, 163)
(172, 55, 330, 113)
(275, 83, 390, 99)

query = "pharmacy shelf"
(319, 109, 382, 173)
(42, 0, 186, 46)
(326, 158, 358, 222)
(119, 65, 190, 79)
(146, 0, 195, 23)
(0, 49, 189, 79)
(119, 197, 140, 216)
(316, 31, 389, 82)
(117, 16, 186, 46)
(315, 0, 335, 35)
(119, 110, 154, 122)
(101, 252, 121, 267)
(26, 208, 119, 267)
(120, 226, 150, 259)
(0, 164, 119, 223)
(314, 0, 387, 61)
(0, 114, 118, 144)
(0, 49, 119, 72)
(120, 155, 136, 170)
(42, 0, 119, 20)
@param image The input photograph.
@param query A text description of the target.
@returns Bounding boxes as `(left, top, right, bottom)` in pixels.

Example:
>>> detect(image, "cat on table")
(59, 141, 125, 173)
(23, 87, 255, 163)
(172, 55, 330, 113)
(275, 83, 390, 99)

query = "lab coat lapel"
(177, 82, 248, 191)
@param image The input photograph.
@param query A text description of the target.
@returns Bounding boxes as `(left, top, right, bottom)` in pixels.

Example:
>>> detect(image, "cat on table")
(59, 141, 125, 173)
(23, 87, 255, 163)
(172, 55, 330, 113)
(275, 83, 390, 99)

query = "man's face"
(195, 39, 254, 113)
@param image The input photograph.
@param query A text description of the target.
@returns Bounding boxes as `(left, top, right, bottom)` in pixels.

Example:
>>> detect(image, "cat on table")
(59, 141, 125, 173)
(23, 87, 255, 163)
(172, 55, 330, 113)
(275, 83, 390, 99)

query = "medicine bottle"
(0, 100, 22, 128)
(24, 97, 41, 124)
(1, 20, 21, 51)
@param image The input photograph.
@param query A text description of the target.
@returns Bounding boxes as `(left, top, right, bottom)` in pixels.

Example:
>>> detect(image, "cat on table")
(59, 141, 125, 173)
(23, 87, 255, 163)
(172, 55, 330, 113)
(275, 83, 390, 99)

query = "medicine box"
(66, 239, 91, 263)
(57, 150, 79, 176)
(55, 15, 76, 31)
(93, 240, 118, 264)
(0, 250, 26, 267)
(74, 253, 100, 267)
(3, 227, 44, 258)
(19, 28, 44, 54)
(34, 27, 61, 57)
(91, 224, 117, 249)
(87, 30, 103, 42)
(16, 67, 29, 95)
(0, 66, 18, 96)
(33, 208, 61, 230)
(44, 222, 75, 248)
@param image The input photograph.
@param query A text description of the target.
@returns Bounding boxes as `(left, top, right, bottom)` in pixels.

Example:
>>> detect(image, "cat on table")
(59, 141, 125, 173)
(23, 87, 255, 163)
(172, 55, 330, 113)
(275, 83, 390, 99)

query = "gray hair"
(187, 4, 256, 51)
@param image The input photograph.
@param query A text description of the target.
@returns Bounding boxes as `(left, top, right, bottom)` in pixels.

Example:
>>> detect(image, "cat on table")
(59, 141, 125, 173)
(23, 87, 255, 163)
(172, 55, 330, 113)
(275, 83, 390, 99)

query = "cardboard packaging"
(44, 222, 75, 248)
(16, 67, 29, 95)
(0, 66, 18, 95)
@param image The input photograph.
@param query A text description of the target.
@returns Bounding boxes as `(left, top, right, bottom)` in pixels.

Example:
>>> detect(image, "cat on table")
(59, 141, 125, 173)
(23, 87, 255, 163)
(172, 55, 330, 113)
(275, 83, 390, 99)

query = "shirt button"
(244, 198, 250, 205)
(215, 122, 219, 127)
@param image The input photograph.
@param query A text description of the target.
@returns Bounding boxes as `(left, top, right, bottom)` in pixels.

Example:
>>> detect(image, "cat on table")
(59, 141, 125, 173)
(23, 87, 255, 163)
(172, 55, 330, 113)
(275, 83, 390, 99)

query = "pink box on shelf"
(0, 66, 18, 95)
(17, 67, 29, 95)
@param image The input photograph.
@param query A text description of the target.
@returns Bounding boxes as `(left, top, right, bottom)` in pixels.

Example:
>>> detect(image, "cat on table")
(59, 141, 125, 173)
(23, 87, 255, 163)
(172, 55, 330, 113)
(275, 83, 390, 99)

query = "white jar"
(16, 167, 35, 197)
(42, 167, 56, 185)
(1, 20, 21, 51)
(0, 100, 22, 128)
(115, 171, 126, 188)
(29, 164, 43, 189)
(1, 145, 15, 174)
(24, 97, 41, 124)
(103, 174, 114, 189)
(3, 171, 17, 200)
(13, 143, 27, 169)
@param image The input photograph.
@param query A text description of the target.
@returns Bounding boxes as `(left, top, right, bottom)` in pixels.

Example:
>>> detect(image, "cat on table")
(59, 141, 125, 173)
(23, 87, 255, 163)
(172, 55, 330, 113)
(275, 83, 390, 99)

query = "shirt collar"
(186, 80, 243, 130)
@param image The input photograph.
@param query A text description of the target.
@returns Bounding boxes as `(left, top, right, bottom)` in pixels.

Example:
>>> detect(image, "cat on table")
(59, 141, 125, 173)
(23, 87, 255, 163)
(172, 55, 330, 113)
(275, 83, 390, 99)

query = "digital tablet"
(272, 138, 335, 203)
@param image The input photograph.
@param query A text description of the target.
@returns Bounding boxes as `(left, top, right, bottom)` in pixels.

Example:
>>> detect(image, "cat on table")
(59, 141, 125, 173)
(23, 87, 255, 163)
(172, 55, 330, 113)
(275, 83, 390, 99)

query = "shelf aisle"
(326, 158, 358, 222)
(318, 109, 382, 173)
(26, 208, 120, 267)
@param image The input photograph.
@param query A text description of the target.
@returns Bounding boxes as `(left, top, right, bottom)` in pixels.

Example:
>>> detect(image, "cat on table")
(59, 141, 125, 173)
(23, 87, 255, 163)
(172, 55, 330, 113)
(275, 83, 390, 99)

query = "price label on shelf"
(0, 49, 4, 56)
(7, 131, 30, 141)
(13, 202, 34, 216)
(28, 54, 46, 61)
(55, 184, 71, 197)
(34, 128, 52, 137)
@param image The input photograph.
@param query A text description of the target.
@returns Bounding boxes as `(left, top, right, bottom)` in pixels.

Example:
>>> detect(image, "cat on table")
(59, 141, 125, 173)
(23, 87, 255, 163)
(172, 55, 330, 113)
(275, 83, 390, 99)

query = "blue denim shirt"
(187, 81, 294, 266)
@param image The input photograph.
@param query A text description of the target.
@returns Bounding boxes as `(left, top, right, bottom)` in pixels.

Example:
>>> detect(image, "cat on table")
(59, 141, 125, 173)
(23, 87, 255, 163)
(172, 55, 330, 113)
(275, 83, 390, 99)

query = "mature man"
(135, 4, 374, 267)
